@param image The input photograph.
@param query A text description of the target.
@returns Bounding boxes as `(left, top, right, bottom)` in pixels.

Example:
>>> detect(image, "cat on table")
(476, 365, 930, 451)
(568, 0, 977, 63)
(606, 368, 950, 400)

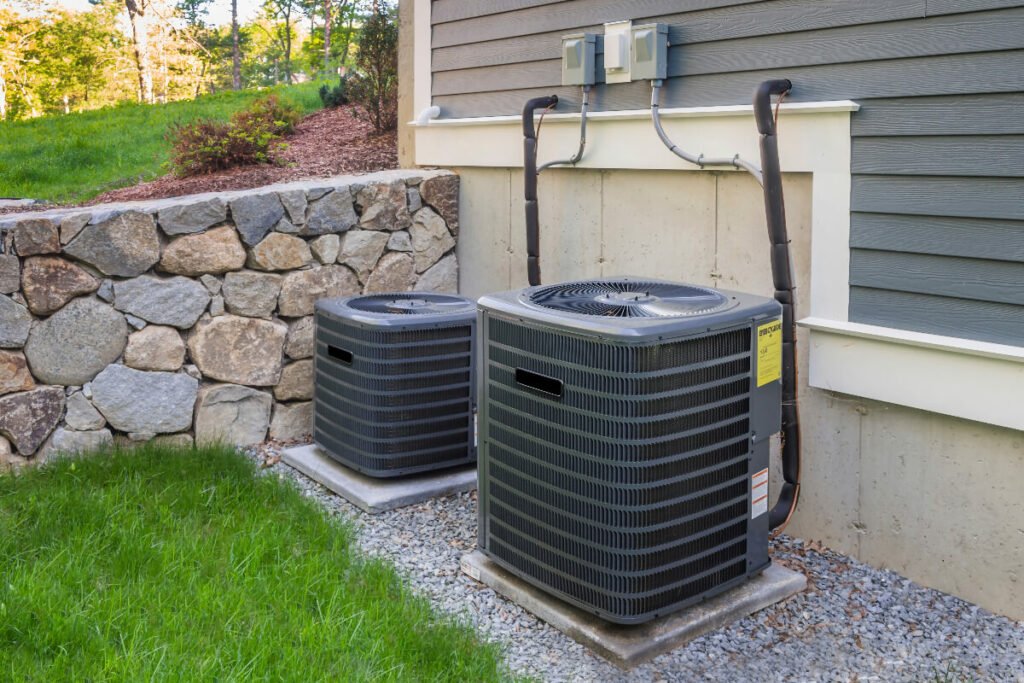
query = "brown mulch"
(3, 106, 397, 215)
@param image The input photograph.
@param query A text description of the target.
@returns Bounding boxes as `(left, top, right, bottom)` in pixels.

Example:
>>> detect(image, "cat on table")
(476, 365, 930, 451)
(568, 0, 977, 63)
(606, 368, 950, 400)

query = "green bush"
(167, 94, 302, 176)
(318, 77, 351, 108)
(350, 5, 398, 132)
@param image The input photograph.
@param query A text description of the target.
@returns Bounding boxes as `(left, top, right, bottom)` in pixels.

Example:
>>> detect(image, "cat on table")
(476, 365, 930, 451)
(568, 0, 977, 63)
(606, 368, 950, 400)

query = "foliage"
(0, 443, 514, 681)
(318, 75, 350, 107)
(167, 93, 302, 175)
(349, 1, 397, 133)
(0, 82, 322, 202)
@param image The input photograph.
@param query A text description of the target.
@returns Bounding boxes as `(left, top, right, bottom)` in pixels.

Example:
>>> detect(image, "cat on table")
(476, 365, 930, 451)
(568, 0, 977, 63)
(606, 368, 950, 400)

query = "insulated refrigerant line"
(522, 86, 591, 287)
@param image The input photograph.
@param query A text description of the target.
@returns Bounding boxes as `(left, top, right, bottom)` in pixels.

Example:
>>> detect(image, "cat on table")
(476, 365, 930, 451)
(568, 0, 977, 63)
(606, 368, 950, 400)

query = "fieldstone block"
(64, 211, 160, 277)
(90, 365, 198, 434)
(12, 218, 60, 256)
(0, 295, 33, 348)
(199, 274, 222, 294)
(274, 360, 313, 401)
(246, 233, 312, 271)
(210, 295, 225, 316)
(38, 427, 113, 461)
(158, 197, 227, 235)
(414, 254, 458, 294)
(303, 188, 357, 235)
(0, 386, 64, 455)
(387, 231, 412, 252)
(419, 174, 460, 236)
(229, 193, 285, 245)
(123, 325, 185, 372)
(21, 256, 99, 315)
(310, 234, 340, 264)
(24, 298, 127, 385)
(0, 350, 34, 396)
(357, 181, 411, 232)
(113, 275, 210, 329)
(96, 279, 114, 302)
(410, 207, 455, 273)
(365, 252, 415, 294)
(285, 316, 314, 359)
(0, 254, 19, 293)
(65, 391, 106, 430)
(407, 187, 423, 213)
(149, 433, 194, 449)
(194, 383, 272, 446)
(223, 270, 282, 318)
(274, 217, 300, 234)
(160, 225, 247, 276)
(0, 436, 27, 472)
(278, 189, 307, 225)
(338, 230, 389, 282)
(269, 401, 313, 441)
(125, 314, 147, 330)
(278, 265, 359, 317)
(59, 213, 91, 244)
(188, 315, 287, 385)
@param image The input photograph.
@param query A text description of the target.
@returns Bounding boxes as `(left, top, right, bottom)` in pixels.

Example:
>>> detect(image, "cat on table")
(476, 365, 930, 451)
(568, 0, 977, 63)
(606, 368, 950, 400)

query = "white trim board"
(803, 319, 1024, 431)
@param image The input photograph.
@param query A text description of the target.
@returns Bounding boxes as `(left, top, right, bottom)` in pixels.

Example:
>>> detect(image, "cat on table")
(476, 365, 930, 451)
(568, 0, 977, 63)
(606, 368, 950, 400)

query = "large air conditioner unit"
(314, 293, 477, 478)
(476, 277, 782, 624)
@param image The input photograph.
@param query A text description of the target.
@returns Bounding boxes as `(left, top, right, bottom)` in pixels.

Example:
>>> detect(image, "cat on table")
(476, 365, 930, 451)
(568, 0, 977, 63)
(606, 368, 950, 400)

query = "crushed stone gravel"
(247, 442, 1024, 682)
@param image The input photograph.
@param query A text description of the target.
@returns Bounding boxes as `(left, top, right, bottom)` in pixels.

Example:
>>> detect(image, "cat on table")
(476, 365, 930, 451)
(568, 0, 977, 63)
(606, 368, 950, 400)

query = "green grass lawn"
(0, 444, 512, 681)
(0, 83, 324, 204)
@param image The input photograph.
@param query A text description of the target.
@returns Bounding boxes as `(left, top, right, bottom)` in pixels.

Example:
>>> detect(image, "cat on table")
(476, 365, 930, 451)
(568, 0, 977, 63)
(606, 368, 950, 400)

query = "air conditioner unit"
(476, 277, 782, 624)
(314, 292, 477, 478)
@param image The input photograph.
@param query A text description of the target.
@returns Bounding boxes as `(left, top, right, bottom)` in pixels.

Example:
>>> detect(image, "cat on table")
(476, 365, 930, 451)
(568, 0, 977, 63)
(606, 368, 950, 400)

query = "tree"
(262, 0, 300, 83)
(124, 0, 155, 103)
(350, 1, 396, 132)
(231, 0, 241, 88)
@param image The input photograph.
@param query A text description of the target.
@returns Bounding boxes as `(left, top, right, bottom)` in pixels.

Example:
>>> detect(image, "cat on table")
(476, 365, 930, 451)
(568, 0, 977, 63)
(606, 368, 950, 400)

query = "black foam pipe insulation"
(522, 95, 559, 287)
(753, 78, 802, 532)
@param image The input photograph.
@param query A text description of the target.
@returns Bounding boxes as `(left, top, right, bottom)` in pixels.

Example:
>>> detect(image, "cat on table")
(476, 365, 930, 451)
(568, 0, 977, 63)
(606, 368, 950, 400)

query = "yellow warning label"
(756, 320, 782, 387)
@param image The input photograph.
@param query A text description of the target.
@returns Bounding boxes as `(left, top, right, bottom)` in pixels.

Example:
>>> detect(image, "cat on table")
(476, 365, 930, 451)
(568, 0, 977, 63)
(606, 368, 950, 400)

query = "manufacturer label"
(756, 320, 782, 387)
(751, 468, 769, 519)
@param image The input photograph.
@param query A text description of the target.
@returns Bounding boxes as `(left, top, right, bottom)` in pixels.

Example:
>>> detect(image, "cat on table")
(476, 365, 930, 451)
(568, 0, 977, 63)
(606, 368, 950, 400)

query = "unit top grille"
(346, 293, 475, 316)
(526, 279, 731, 318)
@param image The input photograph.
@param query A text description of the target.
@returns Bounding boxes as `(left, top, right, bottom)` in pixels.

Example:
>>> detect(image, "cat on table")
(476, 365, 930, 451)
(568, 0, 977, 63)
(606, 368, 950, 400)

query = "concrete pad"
(460, 549, 807, 669)
(281, 444, 477, 514)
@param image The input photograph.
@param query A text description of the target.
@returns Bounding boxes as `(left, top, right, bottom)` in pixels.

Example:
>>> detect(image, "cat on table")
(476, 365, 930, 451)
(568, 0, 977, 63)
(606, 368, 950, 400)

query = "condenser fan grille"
(527, 280, 731, 318)
(347, 293, 474, 316)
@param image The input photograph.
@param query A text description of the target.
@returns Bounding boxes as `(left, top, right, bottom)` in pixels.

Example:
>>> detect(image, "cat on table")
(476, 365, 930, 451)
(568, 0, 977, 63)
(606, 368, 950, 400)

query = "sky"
(52, 0, 265, 27)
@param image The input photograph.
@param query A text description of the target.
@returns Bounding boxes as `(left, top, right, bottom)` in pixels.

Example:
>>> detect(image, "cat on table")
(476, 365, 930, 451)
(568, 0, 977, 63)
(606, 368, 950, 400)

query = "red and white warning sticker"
(751, 468, 769, 519)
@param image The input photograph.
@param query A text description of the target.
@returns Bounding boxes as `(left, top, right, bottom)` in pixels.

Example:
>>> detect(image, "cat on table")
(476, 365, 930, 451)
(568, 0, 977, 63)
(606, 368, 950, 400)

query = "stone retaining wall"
(0, 169, 460, 468)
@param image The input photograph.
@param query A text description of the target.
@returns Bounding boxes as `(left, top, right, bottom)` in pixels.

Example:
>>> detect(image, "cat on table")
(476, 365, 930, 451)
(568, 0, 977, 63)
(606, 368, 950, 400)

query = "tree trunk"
(231, 0, 241, 89)
(0, 63, 7, 121)
(126, 0, 154, 104)
(283, 7, 293, 84)
(323, 0, 332, 75)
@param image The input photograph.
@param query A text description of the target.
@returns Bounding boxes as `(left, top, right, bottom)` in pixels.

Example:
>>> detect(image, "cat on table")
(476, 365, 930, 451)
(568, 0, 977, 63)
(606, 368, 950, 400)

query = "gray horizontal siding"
(430, 0, 1024, 345)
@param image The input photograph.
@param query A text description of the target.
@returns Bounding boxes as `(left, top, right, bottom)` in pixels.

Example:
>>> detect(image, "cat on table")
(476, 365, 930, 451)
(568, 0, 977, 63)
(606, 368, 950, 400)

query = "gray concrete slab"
(281, 444, 477, 514)
(460, 549, 807, 669)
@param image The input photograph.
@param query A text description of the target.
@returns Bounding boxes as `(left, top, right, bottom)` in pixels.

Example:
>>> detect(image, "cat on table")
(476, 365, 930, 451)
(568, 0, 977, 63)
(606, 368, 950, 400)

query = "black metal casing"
(314, 293, 477, 478)
(476, 277, 782, 624)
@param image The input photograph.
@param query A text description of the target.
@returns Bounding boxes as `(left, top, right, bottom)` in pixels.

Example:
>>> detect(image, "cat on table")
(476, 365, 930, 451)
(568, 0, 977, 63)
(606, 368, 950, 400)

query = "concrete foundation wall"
(453, 166, 1024, 620)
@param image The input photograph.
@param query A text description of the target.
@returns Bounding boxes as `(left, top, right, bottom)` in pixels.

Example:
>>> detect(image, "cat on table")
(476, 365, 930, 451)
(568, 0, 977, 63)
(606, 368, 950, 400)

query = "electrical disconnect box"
(561, 33, 596, 86)
(603, 20, 632, 84)
(631, 23, 668, 81)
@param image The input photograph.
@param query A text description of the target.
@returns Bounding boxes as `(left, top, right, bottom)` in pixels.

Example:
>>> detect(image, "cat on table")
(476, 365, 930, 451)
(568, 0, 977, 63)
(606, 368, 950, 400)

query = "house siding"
(430, 0, 1024, 346)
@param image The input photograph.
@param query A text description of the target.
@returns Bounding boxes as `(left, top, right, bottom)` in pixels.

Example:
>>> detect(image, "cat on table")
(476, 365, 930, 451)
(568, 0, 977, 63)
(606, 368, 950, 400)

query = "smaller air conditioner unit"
(477, 277, 783, 623)
(314, 292, 477, 477)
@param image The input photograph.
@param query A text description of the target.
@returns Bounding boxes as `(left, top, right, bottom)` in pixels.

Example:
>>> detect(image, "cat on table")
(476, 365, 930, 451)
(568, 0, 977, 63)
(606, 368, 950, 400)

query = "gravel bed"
(248, 443, 1024, 682)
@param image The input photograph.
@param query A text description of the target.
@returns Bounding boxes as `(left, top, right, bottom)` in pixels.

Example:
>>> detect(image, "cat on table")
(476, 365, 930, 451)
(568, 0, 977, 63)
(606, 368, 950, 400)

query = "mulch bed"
(3, 105, 397, 214)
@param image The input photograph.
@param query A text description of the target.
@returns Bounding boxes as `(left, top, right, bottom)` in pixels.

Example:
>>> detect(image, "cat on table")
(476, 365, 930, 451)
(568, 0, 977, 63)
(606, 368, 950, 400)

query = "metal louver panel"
(313, 294, 477, 478)
(477, 279, 782, 624)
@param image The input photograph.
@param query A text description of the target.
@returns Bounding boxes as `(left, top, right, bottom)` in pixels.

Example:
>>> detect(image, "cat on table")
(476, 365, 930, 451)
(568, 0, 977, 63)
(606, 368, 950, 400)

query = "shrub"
(350, 5, 398, 133)
(318, 77, 350, 108)
(167, 95, 302, 176)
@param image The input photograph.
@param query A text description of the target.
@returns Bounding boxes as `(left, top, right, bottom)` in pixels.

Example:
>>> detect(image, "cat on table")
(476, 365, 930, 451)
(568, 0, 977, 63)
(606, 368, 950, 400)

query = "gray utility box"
(314, 293, 477, 478)
(476, 277, 782, 624)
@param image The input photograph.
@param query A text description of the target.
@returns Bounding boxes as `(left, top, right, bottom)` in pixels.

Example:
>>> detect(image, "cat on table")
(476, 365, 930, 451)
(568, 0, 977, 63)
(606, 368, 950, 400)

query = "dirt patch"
(2, 106, 397, 214)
